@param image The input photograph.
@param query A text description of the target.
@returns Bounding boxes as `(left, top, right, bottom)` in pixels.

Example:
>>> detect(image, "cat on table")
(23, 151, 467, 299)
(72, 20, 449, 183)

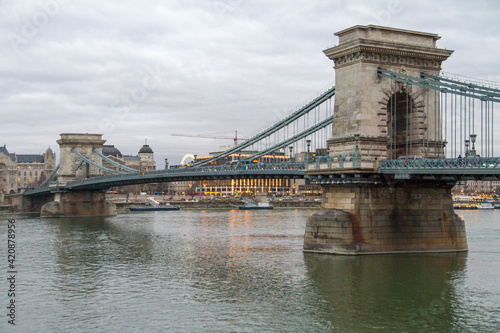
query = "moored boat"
(477, 202, 495, 209)
(453, 203, 478, 210)
(130, 197, 180, 211)
(129, 205, 180, 211)
(238, 200, 273, 210)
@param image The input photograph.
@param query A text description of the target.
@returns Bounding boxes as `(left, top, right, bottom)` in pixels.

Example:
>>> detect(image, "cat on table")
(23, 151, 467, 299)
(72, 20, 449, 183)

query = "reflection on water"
(50, 217, 156, 304)
(0, 209, 499, 332)
(304, 252, 467, 332)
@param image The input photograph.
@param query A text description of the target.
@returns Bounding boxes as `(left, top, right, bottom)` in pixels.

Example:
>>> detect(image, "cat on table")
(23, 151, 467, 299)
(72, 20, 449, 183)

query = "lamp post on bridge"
(468, 134, 477, 157)
(420, 147, 429, 159)
(351, 134, 361, 167)
(289, 146, 294, 162)
(326, 146, 332, 167)
(306, 139, 311, 163)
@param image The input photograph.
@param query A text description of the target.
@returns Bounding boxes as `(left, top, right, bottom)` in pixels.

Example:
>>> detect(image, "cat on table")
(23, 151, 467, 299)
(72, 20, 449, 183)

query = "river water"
(1, 209, 499, 332)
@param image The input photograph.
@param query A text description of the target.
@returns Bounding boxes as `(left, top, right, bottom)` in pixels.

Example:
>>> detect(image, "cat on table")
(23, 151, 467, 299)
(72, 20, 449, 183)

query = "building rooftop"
(139, 144, 153, 154)
(123, 155, 141, 161)
(16, 154, 45, 163)
(103, 145, 122, 157)
(0, 145, 16, 162)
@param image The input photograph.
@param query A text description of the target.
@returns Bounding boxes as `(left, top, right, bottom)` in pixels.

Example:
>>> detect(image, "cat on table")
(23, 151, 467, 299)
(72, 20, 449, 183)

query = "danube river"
(1, 209, 499, 332)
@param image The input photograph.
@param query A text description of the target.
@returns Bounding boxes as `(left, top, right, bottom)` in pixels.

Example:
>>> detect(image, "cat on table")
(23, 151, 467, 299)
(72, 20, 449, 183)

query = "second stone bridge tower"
(40, 133, 116, 217)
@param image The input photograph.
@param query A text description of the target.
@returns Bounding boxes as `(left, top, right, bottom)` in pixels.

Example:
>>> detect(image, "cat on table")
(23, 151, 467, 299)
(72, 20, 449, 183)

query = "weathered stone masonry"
(304, 181, 467, 254)
(304, 25, 467, 254)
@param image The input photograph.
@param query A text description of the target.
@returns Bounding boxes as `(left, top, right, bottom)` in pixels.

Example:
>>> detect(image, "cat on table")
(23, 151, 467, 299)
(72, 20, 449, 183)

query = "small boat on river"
(477, 201, 495, 210)
(453, 203, 478, 210)
(237, 200, 273, 210)
(130, 197, 180, 211)
(452, 195, 500, 210)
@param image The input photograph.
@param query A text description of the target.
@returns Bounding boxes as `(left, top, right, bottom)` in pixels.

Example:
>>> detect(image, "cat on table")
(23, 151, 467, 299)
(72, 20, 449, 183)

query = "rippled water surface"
(0, 209, 499, 332)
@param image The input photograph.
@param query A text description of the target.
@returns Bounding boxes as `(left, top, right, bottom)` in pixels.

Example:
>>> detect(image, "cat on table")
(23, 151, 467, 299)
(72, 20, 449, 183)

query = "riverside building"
(0, 145, 56, 193)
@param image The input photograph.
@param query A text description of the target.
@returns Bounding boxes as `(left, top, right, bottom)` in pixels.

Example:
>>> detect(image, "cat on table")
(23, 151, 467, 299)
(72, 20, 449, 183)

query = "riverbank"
(115, 199, 321, 211)
(0, 199, 320, 214)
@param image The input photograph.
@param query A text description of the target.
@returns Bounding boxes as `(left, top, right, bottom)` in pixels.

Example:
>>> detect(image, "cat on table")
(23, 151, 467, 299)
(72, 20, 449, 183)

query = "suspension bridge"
(24, 67, 500, 196)
(19, 25, 500, 255)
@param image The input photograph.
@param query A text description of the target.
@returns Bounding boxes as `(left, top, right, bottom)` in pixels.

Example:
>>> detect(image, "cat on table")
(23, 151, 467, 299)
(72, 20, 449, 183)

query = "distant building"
(137, 143, 156, 171)
(0, 145, 56, 193)
(100, 145, 124, 171)
(182, 150, 306, 196)
(102, 142, 156, 172)
(102, 145, 122, 159)
(454, 180, 500, 194)
(122, 155, 141, 170)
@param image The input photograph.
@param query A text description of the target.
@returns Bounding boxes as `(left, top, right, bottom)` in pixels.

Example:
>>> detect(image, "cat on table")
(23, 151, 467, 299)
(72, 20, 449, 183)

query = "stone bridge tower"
(40, 133, 115, 217)
(324, 25, 453, 161)
(304, 26, 467, 255)
(57, 133, 106, 186)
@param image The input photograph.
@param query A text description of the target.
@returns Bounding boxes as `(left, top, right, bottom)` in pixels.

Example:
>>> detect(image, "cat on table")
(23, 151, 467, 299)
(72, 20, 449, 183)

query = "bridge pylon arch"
(323, 25, 453, 162)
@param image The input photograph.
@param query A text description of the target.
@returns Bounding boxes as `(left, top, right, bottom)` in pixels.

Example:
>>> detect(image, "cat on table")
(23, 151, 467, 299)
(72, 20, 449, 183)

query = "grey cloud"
(1, 1, 500, 164)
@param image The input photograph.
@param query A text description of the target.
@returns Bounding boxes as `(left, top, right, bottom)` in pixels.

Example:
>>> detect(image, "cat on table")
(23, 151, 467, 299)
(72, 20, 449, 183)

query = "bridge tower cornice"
(56, 133, 107, 148)
(324, 25, 453, 71)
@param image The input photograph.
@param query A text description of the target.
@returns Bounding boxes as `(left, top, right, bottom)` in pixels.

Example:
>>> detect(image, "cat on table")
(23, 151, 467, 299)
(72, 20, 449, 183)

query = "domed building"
(137, 142, 156, 172)
(103, 141, 156, 173)
(101, 145, 126, 172)
(138, 144, 153, 155)
(102, 145, 122, 158)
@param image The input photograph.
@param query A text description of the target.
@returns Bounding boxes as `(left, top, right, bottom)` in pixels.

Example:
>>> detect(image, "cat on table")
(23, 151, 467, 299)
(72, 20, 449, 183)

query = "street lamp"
(289, 146, 293, 162)
(420, 147, 429, 158)
(306, 139, 311, 162)
(352, 134, 361, 167)
(470, 134, 477, 157)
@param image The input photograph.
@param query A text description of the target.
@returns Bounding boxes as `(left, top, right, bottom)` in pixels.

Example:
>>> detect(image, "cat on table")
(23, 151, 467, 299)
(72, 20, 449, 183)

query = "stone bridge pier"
(40, 133, 116, 217)
(304, 25, 467, 254)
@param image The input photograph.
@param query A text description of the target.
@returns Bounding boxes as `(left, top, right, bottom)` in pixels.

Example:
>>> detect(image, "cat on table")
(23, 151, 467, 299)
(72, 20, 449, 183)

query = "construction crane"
(171, 131, 247, 146)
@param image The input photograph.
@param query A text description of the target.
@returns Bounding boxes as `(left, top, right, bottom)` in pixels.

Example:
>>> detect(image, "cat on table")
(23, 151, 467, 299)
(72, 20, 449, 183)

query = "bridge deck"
(306, 157, 500, 184)
(23, 158, 500, 196)
(24, 163, 307, 194)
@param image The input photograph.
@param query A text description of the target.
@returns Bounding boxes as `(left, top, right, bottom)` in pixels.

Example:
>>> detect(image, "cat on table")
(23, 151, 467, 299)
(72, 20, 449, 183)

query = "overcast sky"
(1, 0, 500, 165)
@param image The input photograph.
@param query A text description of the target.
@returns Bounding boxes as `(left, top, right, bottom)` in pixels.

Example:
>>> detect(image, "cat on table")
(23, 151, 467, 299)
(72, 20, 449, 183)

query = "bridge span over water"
(24, 156, 500, 197)
(24, 162, 307, 194)
(18, 25, 500, 255)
